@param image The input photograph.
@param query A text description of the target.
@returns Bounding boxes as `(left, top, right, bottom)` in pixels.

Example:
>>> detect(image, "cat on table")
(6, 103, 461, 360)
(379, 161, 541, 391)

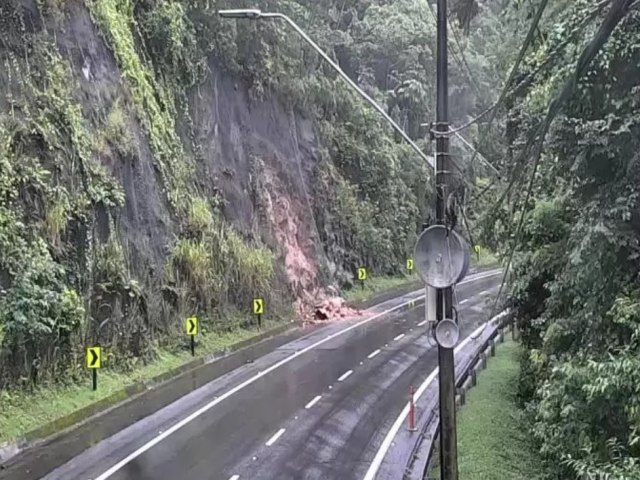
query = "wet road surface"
(37, 270, 501, 480)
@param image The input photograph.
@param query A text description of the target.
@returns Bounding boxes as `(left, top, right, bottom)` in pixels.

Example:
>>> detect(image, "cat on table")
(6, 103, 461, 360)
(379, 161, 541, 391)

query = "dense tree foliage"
(0, 0, 509, 388)
(482, 1, 640, 477)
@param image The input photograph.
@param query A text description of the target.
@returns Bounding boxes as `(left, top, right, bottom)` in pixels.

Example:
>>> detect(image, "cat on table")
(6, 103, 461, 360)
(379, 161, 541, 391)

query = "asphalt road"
(38, 270, 502, 480)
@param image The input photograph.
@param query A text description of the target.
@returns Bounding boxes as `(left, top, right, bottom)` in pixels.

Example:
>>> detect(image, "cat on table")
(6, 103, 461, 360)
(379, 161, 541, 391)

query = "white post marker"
(362, 310, 509, 480)
(93, 269, 501, 480)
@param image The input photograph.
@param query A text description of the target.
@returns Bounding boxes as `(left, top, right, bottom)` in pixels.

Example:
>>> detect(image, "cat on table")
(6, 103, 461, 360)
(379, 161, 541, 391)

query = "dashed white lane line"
(368, 349, 381, 359)
(338, 370, 353, 382)
(93, 269, 501, 479)
(265, 428, 286, 447)
(393, 333, 405, 341)
(460, 299, 469, 304)
(305, 395, 322, 409)
(229, 475, 240, 480)
(417, 320, 427, 327)
(362, 310, 509, 480)
(480, 290, 490, 295)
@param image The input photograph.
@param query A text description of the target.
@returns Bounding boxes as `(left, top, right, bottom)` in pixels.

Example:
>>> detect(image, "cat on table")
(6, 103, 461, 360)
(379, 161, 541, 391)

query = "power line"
(464, 0, 550, 172)
(425, 0, 482, 97)
(447, 0, 613, 137)
(447, 12, 483, 95)
(486, 0, 636, 320)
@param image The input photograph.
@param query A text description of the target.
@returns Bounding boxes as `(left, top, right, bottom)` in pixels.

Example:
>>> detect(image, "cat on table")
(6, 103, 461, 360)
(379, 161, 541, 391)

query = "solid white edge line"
(305, 395, 322, 409)
(265, 428, 286, 447)
(368, 349, 381, 359)
(338, 370, 353, 382)
(94, 269, 501, 480)
(460, 299, 469, 304)
(362, 311, 508, 480)
(393, 333, 405, 341)
(229, 475, 240, 480)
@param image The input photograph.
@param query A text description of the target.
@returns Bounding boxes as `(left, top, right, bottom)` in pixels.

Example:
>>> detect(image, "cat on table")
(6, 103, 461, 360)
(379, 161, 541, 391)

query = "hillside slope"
(0, 0, 507, 390)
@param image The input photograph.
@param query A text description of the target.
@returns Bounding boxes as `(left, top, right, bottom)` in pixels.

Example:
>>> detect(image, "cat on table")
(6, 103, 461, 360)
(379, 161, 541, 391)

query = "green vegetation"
(477, 1, 640, 477)
(470, 246, 500, 268)
(1, 0, 511, 396)
(455, 339, 542, 480)
(0, 318, 284, 444)
(10, 3, 639, 476)
(342, 274, 418, 304)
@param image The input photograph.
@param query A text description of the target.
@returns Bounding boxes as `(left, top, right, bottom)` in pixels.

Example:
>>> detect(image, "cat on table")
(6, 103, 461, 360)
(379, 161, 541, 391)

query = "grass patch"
(430, 338, 542, 479)
(0, 319, 285, 445)
(470, 246, 500, 268)
(342, 274, 418, 303)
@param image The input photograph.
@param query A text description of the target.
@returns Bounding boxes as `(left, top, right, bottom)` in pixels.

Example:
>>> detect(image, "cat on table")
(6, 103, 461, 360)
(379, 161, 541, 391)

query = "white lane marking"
(362, 311, 508, 480)
(229, 476, 240, 480)
(368, 349, 381, 359)
(480, 290, 490, 295)
(393, 333, 405, 341)
(460, 299, 469, 305)
(417, 320, 427, 327)
(338, 370, 353, 382)
(94, 269, 500, 479)
(265, 428, 286, 447)
(305, 395, 322, 409)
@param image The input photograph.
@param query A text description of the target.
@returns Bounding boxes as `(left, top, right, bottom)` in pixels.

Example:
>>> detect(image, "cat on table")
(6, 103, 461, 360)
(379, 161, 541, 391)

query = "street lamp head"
(218, 9, 262, 19)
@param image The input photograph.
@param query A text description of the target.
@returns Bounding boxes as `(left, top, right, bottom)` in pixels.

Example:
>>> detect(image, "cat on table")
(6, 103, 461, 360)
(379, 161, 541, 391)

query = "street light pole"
(218, 9, 434, 169)
(221, 10, 457, 477)
(435, 0, 459, 478)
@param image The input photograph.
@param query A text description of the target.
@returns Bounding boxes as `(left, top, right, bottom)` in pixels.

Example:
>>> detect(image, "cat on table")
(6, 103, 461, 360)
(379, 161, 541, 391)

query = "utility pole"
(435, 0, 458, 478)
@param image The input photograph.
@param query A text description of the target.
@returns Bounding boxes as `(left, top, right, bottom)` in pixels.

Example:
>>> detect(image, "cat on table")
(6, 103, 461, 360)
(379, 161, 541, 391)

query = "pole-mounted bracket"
(430, 121, 450, 139)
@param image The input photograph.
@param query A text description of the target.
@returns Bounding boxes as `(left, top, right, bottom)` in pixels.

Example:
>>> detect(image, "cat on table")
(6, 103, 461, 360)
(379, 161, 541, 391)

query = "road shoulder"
(0, 278, 423, 478)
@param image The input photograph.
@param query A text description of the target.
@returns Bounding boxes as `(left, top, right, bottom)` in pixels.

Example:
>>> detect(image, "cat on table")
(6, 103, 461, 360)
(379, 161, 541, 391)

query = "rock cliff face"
(0, 0, 428, 387)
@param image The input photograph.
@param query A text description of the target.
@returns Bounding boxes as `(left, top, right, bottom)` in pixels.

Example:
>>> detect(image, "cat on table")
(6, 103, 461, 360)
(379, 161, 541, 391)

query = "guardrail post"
(490, 339, 496, 357)
(457, 388, 465, 406)
(471, 368, 477, 387)
(499, 328, 505, 343)
(480, 352, 487, 369)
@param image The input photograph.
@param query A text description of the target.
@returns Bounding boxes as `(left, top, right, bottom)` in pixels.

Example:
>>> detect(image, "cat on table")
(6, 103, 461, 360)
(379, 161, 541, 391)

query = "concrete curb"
(20, 322, 296, 448)
(0, 281, 424, 478)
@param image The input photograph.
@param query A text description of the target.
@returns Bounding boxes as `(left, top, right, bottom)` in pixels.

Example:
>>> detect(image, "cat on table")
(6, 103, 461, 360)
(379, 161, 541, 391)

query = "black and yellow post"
(187, 316, 198, 356)
(87, 346, 101, 391)
(253, 298, 265, 329)
(358, 267, 367, 290)
(407, 258, 415, 275)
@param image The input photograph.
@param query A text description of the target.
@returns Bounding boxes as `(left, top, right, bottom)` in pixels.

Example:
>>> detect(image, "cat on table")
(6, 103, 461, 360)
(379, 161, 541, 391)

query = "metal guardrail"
(405, 310, 514, 480)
